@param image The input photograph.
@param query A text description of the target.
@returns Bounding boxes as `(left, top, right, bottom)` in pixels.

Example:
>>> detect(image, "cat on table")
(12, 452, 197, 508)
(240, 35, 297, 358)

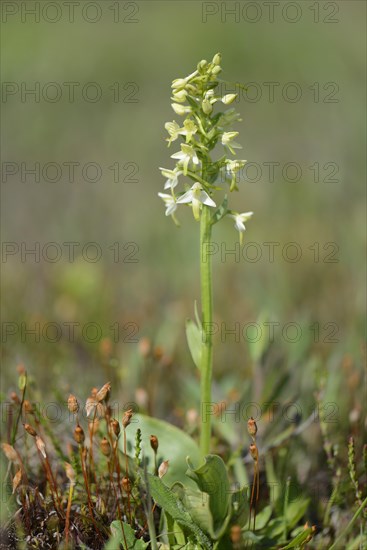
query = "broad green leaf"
(262, 517, 285, 538)
(173, 483, 213, 537)
(148, 474, 212, 548)
(285, 497, 310, 528)
(104, 520, 148, 550)
(254, 505, 273, 531)
(122, 414, 201, 487)
(186, 455, 231, 538)
(186, 318, 202, 370)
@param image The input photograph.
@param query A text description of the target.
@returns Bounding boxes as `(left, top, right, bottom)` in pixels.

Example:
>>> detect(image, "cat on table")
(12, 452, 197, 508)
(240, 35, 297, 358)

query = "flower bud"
(171, 78, 187, 90)
(12, 469, 22, 494)
(111, 418, 120, 437)
(247, 417, 257, 439)
(171, 103, 187, 116)
(24, 423, 37, 437)
(197, 59, 208, 73)
(64, 462, 76, 486)
(150, 435, 159, 453)
(249, 443, 258, 461)
(122, 408, 133, 429)
(10, 392, 19, 404)
(68, 394, 79, 414)
(172, 89, 187, 103)
(23, 400, 33, 414)
(211, 65, 222, 76)
(1, 443, 20, 464)
(36, 436, 47, 458)
(202, 99, 213, 115)
(212, 53, 222, 66)
(96, 382, 111, 403)
(158, 460, 169, 479)
(74, 424, 85, 444)
(121, 476, 131, 493)
(222, 94, 237, 105)
(100, 437, 111, 457)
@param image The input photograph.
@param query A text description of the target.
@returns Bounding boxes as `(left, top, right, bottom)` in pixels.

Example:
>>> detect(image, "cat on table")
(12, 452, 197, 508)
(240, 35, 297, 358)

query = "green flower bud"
(212, 53, 222, 66)
(197, 59, 208, 73)
(171, 78, 187, 90)
(171, 103, 189, 116)
(172, 89, 187, 103)
(202, 99, 213, 115)
(212, 65, 222, 76)
(222, 94, 237, 105)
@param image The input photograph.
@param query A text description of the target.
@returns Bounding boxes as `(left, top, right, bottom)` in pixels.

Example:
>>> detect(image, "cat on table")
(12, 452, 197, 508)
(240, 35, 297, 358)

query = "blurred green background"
(1, 0, 365, 454)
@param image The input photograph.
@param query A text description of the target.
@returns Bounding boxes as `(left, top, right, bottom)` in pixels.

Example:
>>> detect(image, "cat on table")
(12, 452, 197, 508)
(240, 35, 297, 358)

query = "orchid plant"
(158, 53, 253, 457)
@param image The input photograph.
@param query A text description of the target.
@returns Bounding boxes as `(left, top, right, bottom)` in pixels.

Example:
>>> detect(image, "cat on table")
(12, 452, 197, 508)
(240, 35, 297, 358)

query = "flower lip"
(230, 211, 254, 232)
(177, 182, 216, 220)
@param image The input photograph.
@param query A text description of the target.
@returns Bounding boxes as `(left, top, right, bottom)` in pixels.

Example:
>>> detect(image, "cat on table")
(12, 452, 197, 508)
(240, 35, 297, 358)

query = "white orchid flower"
(178, 119, 198, 143)
(230, 211, 254, 244)
(158, 192, 177, 216)
(221, 131, 242, 154)
(171, 144, 200, 175)
(164, 121, 181, 146)
(225, 159, 247, 191)
(159, 167, 181, 190)
(177, 182, 216, 221)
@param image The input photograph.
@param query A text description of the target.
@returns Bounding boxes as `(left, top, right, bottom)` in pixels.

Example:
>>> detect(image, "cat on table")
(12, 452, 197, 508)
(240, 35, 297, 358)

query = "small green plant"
(1, 54, 366, 550)
(158, 52, 253, 457)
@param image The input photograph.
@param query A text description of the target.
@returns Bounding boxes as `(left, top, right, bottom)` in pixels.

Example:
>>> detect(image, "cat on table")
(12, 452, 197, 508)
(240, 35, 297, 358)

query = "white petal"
(158, 192, 170, 200)
(235, 219, 246, 232)
(240, 211, 253, 222)
(177, 190, 194, 204)
(164, 177, 178, 190)
(171, 151, 185, 160)
(199, 191, 216, 207)
(166, 203, 177, 216)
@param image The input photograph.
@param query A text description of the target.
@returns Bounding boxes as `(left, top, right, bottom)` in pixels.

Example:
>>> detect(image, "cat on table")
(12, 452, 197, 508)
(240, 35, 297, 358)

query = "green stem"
(329, 496, 367, 550)
(199, 205, 213, 457)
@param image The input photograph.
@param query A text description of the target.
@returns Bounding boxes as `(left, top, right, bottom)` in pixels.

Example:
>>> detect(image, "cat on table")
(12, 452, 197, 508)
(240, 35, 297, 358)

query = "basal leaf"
(122, 414, 201, 487)
(104, 520, 148, 549)
(148, 474, 212, 548)
(186, 454, 231, 538)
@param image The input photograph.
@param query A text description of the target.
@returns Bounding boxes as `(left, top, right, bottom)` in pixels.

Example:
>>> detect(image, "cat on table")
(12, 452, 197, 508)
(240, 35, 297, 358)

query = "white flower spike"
(230, 211, 254, 244)
(177, 182, 216, 221)
(158, 192, 177, 217)
(171, 144, 199, 175)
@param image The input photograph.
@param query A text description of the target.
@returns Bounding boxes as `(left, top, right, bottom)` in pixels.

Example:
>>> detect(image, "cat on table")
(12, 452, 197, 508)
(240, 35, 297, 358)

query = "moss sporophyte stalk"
(158, 53, 253, 457)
